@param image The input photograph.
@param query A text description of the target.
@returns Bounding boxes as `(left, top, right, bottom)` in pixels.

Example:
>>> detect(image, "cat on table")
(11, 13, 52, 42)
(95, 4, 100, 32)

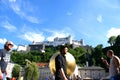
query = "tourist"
(55, 45, 68, 80)
(0, 41, 14, 80)
(102, 50, 120, 80)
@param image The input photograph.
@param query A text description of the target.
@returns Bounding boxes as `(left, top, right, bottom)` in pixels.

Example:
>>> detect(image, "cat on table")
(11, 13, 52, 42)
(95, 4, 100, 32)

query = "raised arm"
(102, 58, 110, 68)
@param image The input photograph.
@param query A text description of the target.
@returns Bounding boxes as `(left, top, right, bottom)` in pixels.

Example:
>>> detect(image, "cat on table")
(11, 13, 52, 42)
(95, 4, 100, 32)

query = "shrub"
(12, 64, 21, 79)
(24, 62, 40, 80)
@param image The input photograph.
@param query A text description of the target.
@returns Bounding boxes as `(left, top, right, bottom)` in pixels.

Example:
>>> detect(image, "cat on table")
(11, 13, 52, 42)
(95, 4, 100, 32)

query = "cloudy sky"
(0, 0, 120, 49)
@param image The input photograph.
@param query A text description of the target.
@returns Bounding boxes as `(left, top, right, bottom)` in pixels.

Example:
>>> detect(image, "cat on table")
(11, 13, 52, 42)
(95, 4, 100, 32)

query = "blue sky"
(0, 0, 120, 49)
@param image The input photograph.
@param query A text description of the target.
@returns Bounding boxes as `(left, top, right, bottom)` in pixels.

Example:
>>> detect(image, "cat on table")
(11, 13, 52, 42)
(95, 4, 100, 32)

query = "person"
(0, 41, 14, 80)
(55, 45, 68, 80)
(102, 50, 120, 80)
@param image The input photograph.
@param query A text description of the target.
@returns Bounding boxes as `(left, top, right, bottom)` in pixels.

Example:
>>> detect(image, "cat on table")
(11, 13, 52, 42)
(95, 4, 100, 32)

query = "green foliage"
(24, 62, 40, 80)
(114, 35, 120, 46)
(70, 47, 87, 65)
(108, 36, 116, 46)
(12, 64, 21, 78)
(92, 44, 104, 66)
(31, 62, 40, 80)
(25, 64, 34, 80)
(91, 58, 95, 66)
(11, 52, 26, 65)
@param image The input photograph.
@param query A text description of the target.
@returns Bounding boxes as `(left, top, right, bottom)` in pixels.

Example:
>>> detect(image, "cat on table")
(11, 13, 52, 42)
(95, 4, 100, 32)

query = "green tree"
(108, 36, 116, 46)
(69, 47, 87, 66)
(11, 51, 26, 65)
(114, 35, 120, 46)
(92, 44, 104, 66)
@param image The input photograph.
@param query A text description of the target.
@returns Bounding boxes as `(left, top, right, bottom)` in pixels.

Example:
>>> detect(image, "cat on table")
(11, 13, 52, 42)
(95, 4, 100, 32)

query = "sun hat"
(5, 41, 14, 46)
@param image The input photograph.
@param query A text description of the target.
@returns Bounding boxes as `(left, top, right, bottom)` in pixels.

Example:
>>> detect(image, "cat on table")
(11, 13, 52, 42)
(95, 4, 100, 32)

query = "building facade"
(17, 45, 29, 52)
(32, 35, 84, 47)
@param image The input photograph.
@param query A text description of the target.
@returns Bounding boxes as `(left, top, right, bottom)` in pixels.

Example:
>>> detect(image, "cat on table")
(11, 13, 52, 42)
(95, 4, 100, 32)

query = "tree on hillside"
(107, 36, 116, 46)
(11, 51, 26, 65)
(104, 35, 120, 58)
(69, 47, 87, 66)
(92, 44, 104, 66)
(114, 35, 120, 46)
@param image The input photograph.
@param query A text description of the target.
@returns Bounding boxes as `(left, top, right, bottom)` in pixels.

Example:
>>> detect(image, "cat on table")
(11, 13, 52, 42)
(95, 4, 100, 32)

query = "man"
(0, 41, 14, 80)
(102, 50, 120, 80)
(55, 46, 68, 80)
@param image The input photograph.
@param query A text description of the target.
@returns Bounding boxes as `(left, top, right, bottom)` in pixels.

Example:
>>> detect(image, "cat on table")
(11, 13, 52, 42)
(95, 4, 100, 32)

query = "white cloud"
(66, 12, 73, 16)
(47, 32, 69, 41)
(25, 16, 39, 24)
(13, 44, 17, 49)
(97, 15, 102, 23)
(9, 0, 16, 2)
(100, 0, 120, 9)
(2, 21, 17, 32)
(81, 32, 91, 38)
(106, 27, 120, 38)
(46, 30, 71, 41)
(20, 32, 45, 42)
(0, 38, 7, 44)
(9, 0, 39, 23)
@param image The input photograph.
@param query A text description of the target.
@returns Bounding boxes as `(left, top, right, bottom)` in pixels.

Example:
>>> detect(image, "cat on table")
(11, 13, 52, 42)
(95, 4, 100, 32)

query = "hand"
(102, 58, 108, 65)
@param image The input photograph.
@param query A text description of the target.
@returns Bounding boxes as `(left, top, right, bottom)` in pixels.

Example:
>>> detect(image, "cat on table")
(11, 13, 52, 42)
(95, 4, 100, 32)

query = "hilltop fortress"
(17, 35, 85, 52)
